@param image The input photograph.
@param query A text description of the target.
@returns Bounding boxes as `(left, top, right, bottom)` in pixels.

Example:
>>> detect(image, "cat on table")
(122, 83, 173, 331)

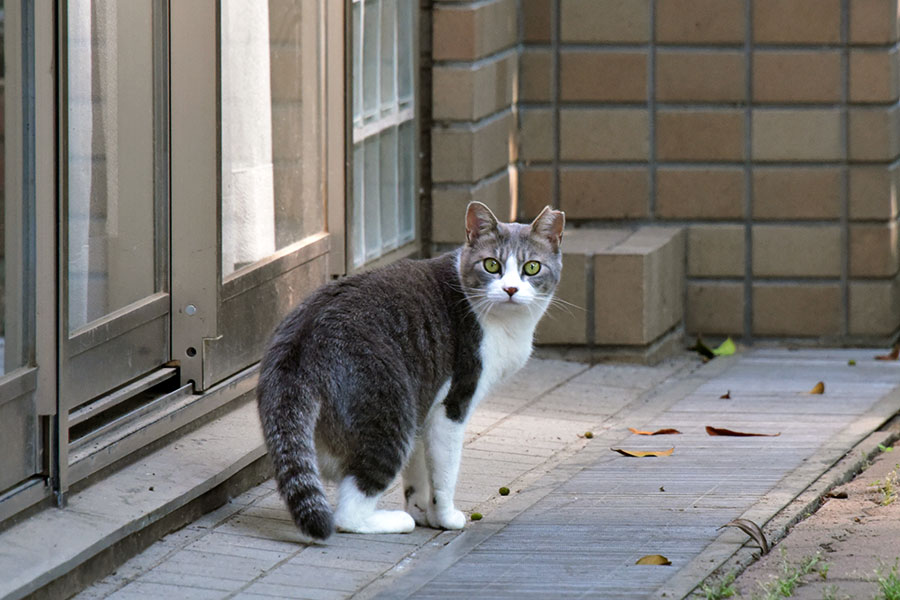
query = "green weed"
(755, 550, 828, 599)
(876, 561, 900, 600)
(699, 572, 736, 600)
(869, 464, 899, 506)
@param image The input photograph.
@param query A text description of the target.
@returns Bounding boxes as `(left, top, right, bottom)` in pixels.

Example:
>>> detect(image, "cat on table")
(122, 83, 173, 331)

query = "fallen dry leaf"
(875, 343, 900, 361)
(705, 426, 781, 437)
(719, 390, 731, 399)
(628, 427, 681, 436)
(636, 554, 672, 565)
(718, 518, 769, 555)
(611, 447, 674, 458)
(808, 381, 825, 394)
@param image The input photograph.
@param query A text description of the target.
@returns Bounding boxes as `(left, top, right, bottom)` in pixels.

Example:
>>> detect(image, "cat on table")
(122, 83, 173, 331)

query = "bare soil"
(731, 445, 900, 599)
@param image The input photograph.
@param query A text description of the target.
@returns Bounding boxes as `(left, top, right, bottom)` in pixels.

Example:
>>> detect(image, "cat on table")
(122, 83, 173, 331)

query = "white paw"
(336, 510, 415, 534)
(429, 507, 466, 530)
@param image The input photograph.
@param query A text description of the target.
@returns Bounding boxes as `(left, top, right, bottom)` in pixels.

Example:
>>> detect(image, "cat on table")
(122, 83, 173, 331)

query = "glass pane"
(0, 0, 11, 373)
(364, 135, 381, 260)
(397, 0, 413, 103)
(379, 127, 398, 251)
(380, 0, 396, 115)
(350, 0, 415, 268)
(399, 120, 415, 243)
(221, 0, 325, 277)
(362, 0, 379, 119)
(352, 0, 362, 125)
(351, 143, 365, 268)
(67, 1, 157, 331)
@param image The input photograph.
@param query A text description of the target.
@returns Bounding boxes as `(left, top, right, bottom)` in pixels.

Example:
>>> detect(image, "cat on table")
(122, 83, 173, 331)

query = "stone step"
(535, 226, 686, 363)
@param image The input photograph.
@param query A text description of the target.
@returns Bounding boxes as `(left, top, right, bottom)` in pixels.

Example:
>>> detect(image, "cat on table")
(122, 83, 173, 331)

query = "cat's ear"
(530, 206, 565, 251)
(465, 202, 499, 244)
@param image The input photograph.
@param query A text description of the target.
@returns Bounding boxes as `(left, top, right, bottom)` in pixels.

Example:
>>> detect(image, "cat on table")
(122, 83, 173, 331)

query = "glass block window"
(350, 0, 416, 269)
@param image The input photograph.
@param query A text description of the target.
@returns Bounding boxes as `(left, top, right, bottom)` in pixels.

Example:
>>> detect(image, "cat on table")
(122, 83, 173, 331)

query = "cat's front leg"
(402, 438, 431, 526)
(423, 408, 468, 530)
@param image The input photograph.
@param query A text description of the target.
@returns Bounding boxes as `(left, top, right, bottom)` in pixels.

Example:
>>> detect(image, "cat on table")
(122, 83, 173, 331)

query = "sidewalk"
(71, 349, 900, 600)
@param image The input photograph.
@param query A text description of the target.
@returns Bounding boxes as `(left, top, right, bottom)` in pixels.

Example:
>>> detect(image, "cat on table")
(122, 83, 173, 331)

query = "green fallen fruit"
(470, 512, 483, 521)
(848, 359, 857, 366)
(499, 487, 510, 496)
(584, 431, 594, 439)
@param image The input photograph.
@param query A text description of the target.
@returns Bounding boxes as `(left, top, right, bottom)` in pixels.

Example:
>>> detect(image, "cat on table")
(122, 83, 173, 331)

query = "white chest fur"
(471, 302, 548, 409)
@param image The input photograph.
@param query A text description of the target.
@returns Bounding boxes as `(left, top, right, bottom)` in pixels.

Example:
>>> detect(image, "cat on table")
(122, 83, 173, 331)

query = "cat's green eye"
(483, 258, 502, 274)
(523, 261, 542, 276)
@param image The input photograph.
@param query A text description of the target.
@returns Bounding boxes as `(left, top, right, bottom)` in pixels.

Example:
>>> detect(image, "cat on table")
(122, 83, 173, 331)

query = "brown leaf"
(875, 343, 900, 361)
(719, 390, 731, 399)
(611, 447, 674, 458)
(808, 381, 825, 394)
(635, 554, 672, 566)
(628, 427, 682, 436)
(718, 518, 769, 555)
(705, 426, 781, 437)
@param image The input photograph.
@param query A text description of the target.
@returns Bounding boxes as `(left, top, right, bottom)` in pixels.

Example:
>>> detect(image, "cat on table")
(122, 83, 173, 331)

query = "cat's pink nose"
(503, 286, 518, 297)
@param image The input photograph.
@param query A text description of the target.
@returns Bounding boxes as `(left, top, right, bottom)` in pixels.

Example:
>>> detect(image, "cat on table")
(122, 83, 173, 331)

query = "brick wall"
(430, 0, 900, 344)
(430, 0, 518, 242)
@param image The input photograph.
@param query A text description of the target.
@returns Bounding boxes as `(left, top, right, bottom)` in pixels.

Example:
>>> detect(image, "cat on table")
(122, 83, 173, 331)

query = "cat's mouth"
(491, 294, 529, 307)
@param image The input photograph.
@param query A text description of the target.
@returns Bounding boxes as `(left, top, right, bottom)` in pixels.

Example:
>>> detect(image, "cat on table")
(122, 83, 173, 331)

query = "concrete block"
(594, 227, 686, 345)
(535, 252, 588, 345)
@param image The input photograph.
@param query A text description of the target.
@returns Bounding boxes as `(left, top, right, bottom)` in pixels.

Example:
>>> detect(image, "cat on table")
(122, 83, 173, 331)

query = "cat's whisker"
(543, 295, 585, 312)
(544, 300, 578, 319)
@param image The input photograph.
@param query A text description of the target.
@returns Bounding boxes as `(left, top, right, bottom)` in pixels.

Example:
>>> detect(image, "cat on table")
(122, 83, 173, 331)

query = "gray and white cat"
(256, 201, 564, 540)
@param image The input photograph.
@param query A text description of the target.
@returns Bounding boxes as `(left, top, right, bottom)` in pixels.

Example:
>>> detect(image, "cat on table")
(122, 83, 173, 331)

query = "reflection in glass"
(67, 1, 156, 331)
(221, 0, 324, 277)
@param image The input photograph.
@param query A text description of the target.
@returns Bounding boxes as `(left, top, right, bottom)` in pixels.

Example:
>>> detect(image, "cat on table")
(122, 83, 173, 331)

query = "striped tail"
(257, 370, 334, 540)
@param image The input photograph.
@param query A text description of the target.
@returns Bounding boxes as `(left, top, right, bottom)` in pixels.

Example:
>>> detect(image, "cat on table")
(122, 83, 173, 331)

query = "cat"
(256, 201, 564, 540)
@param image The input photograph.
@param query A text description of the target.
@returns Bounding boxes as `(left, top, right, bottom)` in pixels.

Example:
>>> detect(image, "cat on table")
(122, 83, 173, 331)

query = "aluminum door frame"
(0, 0, 58, 523)
(172, 0, 346, 393)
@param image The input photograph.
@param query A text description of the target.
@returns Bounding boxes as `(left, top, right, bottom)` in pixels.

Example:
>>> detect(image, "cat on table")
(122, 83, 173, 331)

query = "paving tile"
(152, 548, 277, 581)
(185, 535, 295, 564)
(291, 546, 394, 573)
(74, 350, 900, 600)
(236, 583, 349, 600)
(105, 581, 227, 600)
(259, 562, 377, 592)
(137, 569, 247, 592)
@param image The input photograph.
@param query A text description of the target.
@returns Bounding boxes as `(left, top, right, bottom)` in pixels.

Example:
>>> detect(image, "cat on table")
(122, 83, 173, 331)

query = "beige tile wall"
(431, 0, 518, 243)
(506, 0, 900, 342)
